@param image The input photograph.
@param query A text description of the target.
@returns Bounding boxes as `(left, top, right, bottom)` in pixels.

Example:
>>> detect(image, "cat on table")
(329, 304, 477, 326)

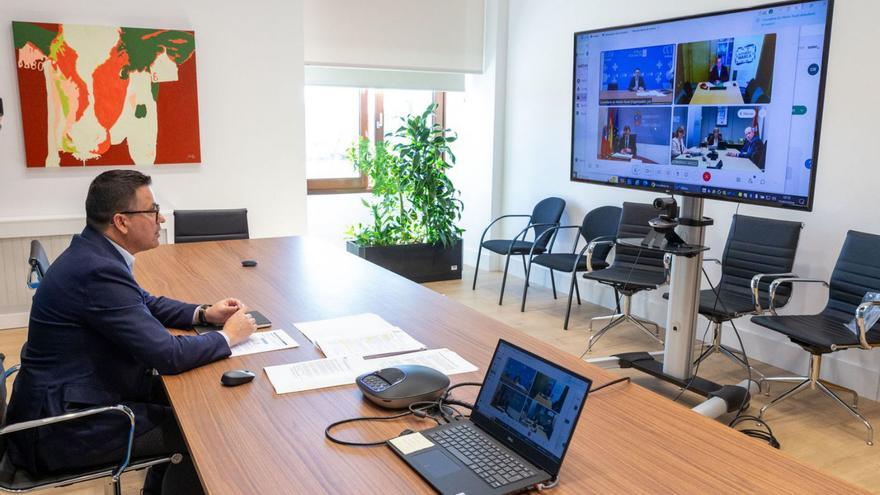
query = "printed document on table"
(264, 349, 478, 395)
(294, 313, 395, 343)
(230, 329, 299, 357)
(264, 355, 367, 394)
(366, 349, 478, 376)
(315, 327, 426, 359)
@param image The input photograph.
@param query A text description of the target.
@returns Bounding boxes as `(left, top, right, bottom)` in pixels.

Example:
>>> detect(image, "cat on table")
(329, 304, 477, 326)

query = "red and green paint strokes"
(12, 22, 201, 167)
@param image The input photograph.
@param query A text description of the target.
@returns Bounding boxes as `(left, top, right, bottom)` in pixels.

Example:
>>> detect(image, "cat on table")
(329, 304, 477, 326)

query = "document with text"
(230, 329, 299, 357)
(294, 313, 395, 343)
(315, 327, 426, 359)
(263, 349, 478, 395)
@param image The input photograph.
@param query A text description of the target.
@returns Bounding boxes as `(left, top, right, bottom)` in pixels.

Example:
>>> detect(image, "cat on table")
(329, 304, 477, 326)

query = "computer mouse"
(221, 369, 256, 386)
(241, 259, 258, 267)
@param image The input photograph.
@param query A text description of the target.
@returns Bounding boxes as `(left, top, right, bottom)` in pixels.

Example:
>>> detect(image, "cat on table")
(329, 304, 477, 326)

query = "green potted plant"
(345, 103, 464, 282)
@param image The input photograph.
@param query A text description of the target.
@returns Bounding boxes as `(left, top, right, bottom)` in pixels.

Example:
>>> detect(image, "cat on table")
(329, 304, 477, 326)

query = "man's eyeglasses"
(119, 204, 161, 223)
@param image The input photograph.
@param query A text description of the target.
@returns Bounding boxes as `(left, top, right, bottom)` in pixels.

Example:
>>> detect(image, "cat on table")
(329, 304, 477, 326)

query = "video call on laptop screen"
(570, 0, 831, 210)
(473, 342, 591, 462)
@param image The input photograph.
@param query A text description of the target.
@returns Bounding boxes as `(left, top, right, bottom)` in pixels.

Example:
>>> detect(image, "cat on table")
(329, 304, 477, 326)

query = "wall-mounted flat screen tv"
(570, 0, 833, 210)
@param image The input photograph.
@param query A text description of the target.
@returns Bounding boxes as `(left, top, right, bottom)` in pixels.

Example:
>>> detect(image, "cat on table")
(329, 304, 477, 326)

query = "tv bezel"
(569, 0, 834, 212)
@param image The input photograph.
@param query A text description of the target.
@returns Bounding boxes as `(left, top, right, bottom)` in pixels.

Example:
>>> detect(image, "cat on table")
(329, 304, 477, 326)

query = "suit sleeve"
(83, 264, 230, 375)
(143, 290, 199, 329)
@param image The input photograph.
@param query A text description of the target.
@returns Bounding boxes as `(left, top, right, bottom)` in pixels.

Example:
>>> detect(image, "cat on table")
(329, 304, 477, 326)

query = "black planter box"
(346, 239, 462, 283)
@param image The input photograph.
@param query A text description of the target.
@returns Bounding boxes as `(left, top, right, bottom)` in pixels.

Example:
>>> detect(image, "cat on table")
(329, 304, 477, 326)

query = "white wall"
(0, 0, 307, 239)
(501, 0, 880, 398)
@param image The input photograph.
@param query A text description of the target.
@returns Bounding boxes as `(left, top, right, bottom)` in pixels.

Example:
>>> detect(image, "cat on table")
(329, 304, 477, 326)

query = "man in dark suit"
(709, 56, 730, 84)
(6, 170, 257, 494)
(616, 125, 638, 157)
(727, 127, 764, 167)
(628, 68, 646, 92)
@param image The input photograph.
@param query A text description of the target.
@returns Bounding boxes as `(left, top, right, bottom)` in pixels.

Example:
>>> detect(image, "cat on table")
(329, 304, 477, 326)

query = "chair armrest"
(0, 404, 136, 481)
(514, 223, 559, 256)
(478, 214, 531, 246)
(750, 273, 799, 313)
(534, 225, 581, 254)
(768, 277, 828, 316)
(702, 258, 722, 265)
(3, 364, 20, 380)
(586, 239, 616, 272)
(855, 300, 880, 350)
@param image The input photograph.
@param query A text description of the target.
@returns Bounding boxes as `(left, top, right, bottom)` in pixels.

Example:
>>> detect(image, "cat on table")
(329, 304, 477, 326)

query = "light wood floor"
(2, 266, 878, 493)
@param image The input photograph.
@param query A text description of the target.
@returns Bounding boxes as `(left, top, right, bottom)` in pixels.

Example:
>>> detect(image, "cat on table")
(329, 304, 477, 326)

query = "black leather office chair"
(752, 230, 880, 445)
(581, 202, 667, 353)
(26, 240, 50, 289)
(664, 214, 802, 379)
(520, 206, 622, 330)
(173, 209, 249, 244)
(473, 197, 566, 305)
(0, 356, 177, 494)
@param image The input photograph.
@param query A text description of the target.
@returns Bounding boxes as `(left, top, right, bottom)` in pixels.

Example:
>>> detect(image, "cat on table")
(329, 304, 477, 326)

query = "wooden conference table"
(689, 81, 744, 105)
(135, 237, 863, 494)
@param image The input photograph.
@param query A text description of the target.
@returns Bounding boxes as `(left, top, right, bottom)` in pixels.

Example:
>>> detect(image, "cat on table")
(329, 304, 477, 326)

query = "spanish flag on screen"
(601, 109, 617, 157)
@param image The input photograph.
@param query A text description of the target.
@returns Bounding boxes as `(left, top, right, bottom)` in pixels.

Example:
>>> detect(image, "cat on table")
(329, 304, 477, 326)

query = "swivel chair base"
(585, 294, 662, 355)
(694, 321, 766, 383)
(759, 354, 873, 446)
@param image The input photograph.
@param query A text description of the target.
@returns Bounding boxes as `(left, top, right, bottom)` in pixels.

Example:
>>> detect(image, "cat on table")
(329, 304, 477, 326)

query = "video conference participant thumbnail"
(670, 106, 768, 171)
(674, 34, 776, 105)
(598, 44, 674, 105)
(597, 107, 672, 164)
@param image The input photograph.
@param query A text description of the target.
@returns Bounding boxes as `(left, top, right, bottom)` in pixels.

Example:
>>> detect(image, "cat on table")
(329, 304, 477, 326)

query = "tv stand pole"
(662, 195, 705, 380)
(592, 196, 753, 411)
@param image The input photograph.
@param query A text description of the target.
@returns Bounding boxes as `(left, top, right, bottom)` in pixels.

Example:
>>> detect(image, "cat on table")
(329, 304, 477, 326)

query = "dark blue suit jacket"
(7, 226, 230, 473)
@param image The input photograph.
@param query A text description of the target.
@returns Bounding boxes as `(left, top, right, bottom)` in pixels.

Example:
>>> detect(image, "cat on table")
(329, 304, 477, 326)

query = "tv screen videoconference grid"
(570, 0, 833, 211)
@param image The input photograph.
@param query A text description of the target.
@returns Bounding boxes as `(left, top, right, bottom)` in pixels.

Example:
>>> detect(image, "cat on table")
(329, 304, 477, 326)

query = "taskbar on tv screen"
(575, 174, 810, 209)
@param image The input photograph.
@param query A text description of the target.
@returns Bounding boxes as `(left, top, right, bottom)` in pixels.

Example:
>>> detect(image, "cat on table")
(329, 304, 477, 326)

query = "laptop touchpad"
(412, 450, 462, 478)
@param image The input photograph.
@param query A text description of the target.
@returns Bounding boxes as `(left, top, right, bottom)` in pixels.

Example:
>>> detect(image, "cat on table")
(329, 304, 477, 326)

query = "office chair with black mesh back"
(751, 230, 880, 446)
(26, 240, 50, 289)
(473, 197, 566, 305)
(173, 209, 249, 244)
(581, 202, 668, 353)
(663, 214, 802, 380)
(520, 206, 622, 330)
(0, 355, 178, 494)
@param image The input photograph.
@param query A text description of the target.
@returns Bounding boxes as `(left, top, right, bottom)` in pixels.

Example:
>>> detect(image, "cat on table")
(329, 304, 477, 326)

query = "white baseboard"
(0, 310, 29, 330)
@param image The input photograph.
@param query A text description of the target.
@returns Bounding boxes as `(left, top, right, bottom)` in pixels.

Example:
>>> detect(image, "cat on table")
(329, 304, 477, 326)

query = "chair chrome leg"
(717, 345, 766, 382)
(630, 317, 664, 345)
(520, 258, 533, 313)
(472, 245, 483, 290)
(760, 376, 809, 397)
(564, 273, 577, 330)
(819, 380, 860, 409)
(816, 381, 874, 446)
(631, 315, 661, 338)
(574, 277, 581, 305)
(759, 378, 811, 418)
(584, 316, 626, 355)
(499, 253, 513, 305)
(588, 313, 621, 333)
(521, 255, 529, 287)
(550, 269, 557, 299)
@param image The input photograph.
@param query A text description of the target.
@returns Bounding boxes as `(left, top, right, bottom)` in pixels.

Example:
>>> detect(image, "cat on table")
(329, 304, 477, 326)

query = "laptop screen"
(471, 340, 591, 474)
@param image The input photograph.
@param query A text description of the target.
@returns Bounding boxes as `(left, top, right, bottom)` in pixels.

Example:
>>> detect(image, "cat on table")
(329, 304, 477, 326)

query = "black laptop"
(388, 340, 592, 494)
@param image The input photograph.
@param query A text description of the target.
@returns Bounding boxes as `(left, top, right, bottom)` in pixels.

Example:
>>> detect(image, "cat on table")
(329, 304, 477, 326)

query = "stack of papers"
(295, 313, 426, 359)
(230, 329, 299, 357)
(264, 348, 478, 395)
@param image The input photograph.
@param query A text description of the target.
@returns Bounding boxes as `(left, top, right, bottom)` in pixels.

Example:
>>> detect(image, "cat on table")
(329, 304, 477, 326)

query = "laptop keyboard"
(427, 423, 536, 489)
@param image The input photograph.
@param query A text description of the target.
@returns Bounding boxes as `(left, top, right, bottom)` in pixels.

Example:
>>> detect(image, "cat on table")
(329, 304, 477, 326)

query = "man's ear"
(110, 213, 129, 235)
